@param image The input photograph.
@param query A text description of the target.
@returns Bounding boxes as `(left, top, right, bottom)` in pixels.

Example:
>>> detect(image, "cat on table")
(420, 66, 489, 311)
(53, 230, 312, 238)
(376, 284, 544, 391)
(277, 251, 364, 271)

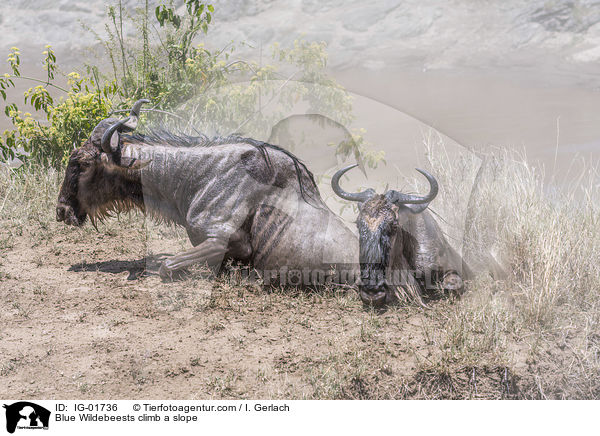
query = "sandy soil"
(0, 208, 559, 400)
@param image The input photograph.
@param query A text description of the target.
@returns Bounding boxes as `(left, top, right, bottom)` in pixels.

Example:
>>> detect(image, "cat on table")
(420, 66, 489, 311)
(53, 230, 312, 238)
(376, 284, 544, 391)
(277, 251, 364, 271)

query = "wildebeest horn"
(100, 99, 150, 153)
(331, 164, 376, 203)
(100, 117, 131, 154)
(387, 168, 438, 205)
(121, 98, 150, 131)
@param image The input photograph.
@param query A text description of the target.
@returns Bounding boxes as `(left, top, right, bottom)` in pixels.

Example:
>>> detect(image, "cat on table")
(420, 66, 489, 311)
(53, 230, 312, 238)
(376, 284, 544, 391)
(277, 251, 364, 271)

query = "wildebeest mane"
(126, 129, 320, 205)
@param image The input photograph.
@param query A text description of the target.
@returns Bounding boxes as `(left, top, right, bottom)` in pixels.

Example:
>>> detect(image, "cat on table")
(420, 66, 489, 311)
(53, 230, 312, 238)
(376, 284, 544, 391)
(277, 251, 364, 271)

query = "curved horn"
(122, 98, 150, 131)
(387, 168, 438, 205)
(130, 98, 150, 117)
(100, 117, 130, 154)
(331, 164, 375, 203)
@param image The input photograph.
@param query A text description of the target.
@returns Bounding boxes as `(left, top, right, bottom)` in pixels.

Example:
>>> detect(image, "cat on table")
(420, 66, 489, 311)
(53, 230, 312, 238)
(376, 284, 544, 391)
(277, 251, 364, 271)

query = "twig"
(214, 41, 234, 58)
(4, 75, 69, 93)
(109, 108, 184, 120)
(109, 107, 204, 136)
(503, 367, 510, 397)
(0, 169, 15, 215)
(535, 375, 547, 399)
(151, 22, 169, 54)
(224, 60, 257, 73)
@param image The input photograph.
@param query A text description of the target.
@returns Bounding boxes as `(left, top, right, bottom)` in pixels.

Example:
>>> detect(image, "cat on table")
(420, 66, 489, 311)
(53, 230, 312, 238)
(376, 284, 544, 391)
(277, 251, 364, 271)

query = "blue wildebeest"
(332, 164, 467, 307)
(56, 100, 359, 286)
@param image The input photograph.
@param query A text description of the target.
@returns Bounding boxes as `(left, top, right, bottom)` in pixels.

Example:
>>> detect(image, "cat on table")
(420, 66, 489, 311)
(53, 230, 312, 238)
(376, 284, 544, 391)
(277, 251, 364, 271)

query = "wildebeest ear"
(403, 203, 430, 214)
(101, 117, 130, 154)
(109, 130, 120, 152)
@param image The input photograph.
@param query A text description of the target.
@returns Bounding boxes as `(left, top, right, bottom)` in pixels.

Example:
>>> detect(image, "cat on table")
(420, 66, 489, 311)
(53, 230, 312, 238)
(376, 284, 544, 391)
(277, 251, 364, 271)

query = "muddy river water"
(334, 65, 600, 184)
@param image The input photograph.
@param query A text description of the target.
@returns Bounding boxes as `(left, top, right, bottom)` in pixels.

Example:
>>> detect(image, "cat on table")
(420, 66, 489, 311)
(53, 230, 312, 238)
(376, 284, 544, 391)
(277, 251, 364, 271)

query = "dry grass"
(1, 140, 599, 399)
(422, 134, 600, 398)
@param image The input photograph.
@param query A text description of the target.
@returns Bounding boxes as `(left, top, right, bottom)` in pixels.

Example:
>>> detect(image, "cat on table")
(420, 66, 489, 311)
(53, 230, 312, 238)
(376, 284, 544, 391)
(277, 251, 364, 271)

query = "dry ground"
(0, 219, 516, 399)
(0, 216, 507, 398)
(1, 154, 599, 399)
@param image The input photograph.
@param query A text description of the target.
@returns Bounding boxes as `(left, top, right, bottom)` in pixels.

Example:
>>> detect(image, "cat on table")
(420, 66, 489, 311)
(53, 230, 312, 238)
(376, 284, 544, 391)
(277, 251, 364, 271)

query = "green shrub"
(1, 1, 383, 170)
(0, 46, 118, 166)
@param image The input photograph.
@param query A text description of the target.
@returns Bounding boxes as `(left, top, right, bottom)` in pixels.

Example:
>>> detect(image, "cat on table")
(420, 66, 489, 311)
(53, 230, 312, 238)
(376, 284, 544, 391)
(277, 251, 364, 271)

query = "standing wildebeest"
(332, 164, 466, 307)
(56, 100, 359, 286)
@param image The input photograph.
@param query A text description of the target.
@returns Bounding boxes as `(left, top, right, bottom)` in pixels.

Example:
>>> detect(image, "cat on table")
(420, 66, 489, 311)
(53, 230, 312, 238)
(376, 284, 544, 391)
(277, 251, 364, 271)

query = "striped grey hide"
(56, 100, 359, 287)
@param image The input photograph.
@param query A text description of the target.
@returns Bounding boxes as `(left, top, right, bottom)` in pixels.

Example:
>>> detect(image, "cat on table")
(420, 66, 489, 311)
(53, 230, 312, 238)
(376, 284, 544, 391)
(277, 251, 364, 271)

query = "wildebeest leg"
(158, 237, 228, 280)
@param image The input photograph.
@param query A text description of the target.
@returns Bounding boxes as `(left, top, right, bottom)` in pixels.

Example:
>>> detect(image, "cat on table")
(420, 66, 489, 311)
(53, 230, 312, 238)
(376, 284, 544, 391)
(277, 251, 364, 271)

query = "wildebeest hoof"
(442, 272, 463, 293)
(158, 263, 172, 281)
(159, 262, 186, 281)
(361, 292, 387, 308)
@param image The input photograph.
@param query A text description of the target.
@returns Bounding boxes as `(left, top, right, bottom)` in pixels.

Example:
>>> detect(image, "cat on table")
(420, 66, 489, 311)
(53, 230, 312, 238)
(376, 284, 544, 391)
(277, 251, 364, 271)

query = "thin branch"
(151, 22, 169, 54)
(109, 107, 203, 136)
(109, 108, 184, 120)
(224, 60, 257, 74)
(214, 41, 234, 57)
(5, 76, 69, 93)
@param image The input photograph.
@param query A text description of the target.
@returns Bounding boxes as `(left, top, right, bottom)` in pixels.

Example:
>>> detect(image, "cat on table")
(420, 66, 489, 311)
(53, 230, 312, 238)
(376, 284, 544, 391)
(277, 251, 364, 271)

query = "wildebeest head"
(332, 164, 438, 306)
(56, 99, 150, 227)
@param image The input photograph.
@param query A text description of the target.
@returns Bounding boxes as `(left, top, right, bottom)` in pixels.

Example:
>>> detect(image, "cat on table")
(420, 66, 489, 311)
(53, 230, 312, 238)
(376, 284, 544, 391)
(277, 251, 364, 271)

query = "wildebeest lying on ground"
(56, 100, 359, 286)
(332, 164, 467, 307)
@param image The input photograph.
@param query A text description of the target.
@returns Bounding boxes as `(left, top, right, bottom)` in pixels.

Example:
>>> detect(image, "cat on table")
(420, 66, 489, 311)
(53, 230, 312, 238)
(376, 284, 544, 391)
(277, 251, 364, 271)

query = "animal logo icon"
(3, 402, 50, 434)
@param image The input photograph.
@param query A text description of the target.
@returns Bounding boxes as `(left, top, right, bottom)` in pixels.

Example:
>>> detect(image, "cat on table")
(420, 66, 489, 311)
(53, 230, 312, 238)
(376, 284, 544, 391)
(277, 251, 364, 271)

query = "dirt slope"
(0, 213, 527, 399)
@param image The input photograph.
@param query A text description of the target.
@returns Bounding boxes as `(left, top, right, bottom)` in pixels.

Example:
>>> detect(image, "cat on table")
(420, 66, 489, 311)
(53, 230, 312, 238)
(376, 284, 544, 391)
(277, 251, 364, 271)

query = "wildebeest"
(56, 100, 359, 286)
(332, 164, 466, 307)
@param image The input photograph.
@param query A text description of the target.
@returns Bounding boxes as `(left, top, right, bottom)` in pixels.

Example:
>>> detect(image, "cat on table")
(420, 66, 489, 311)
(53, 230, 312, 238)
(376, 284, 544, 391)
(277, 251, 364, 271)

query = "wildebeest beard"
(357, 218, 396, 305)
(56, 149, 88, 226)
(79, 160, 145, 226)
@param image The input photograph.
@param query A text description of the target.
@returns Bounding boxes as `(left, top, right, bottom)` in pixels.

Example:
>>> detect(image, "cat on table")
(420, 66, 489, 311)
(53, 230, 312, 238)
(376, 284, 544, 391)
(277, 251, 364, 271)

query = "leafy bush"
(1, 0, 382, 170)
(0, 47, 118, 166)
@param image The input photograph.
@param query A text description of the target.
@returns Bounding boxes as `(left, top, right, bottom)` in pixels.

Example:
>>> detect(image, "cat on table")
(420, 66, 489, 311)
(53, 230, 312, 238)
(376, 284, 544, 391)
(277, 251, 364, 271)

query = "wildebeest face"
(56, 100, 150, 228)
(356, 195, 399, 306)
(56, 143, 98, 226)
(331, 164, 438, 307)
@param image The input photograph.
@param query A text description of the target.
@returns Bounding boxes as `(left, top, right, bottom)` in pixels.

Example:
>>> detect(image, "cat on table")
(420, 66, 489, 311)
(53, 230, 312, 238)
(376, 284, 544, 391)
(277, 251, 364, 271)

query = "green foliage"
(335, 128, 386, 169)
(156, 0, 214, 65)
(100, 0, 223, 108)
(1, 0, 383, 170)
(0, 46, 119, 166)
(98, 0, 381, 168)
